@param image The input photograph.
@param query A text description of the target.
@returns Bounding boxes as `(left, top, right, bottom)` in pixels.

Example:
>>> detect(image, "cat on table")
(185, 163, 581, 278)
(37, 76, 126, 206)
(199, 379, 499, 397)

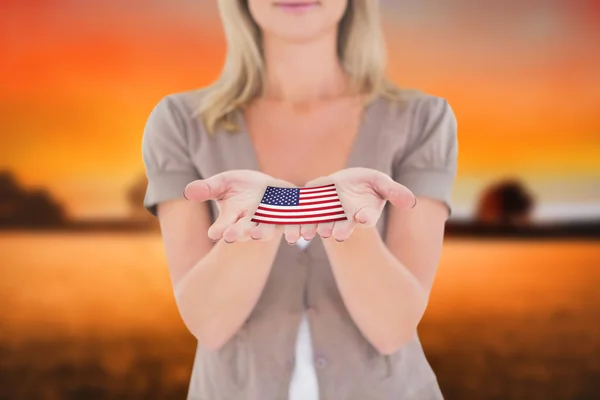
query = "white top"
(288, 237, 320, 400)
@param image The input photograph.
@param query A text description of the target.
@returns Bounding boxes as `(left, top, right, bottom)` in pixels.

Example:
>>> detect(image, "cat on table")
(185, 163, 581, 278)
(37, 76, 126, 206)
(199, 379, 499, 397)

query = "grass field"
(1, 234, 598, 399)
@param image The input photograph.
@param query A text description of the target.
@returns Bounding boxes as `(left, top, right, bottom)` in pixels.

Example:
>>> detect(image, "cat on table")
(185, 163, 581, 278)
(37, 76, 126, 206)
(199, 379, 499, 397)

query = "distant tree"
(476, 179, 535, 225)
(0, 170, 68, 227)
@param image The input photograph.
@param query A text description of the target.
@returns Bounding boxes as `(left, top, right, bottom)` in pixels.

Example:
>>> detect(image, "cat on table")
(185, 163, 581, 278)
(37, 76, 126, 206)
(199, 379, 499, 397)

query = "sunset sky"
(1, 1, 599, 220)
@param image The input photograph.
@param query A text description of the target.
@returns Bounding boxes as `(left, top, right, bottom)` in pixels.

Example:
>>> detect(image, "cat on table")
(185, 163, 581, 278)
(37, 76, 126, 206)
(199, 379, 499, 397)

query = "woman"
(142, 0, 458, 399)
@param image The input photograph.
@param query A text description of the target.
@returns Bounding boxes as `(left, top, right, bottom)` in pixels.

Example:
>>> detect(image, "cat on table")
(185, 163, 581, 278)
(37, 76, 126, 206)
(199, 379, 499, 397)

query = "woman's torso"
(242, 96, 365, 186)
(246, 97, 365, 400)
(169, 88, 444, 400)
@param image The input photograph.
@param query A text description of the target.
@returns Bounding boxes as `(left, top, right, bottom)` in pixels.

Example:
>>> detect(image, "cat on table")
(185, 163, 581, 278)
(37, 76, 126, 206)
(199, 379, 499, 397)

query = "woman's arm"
(142, 97, 288, 351)
(157, 198, 284, 350)
(320, 198, 447, 355)
(315, 97, 458, 355)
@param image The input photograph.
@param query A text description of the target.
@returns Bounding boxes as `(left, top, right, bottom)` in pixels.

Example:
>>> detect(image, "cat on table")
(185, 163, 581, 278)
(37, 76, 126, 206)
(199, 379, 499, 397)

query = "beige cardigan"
(142, 88, 457, 400)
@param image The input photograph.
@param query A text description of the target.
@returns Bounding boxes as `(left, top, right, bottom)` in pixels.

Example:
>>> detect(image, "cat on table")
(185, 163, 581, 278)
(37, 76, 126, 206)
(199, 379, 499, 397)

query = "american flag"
(250, 184, 348, 225)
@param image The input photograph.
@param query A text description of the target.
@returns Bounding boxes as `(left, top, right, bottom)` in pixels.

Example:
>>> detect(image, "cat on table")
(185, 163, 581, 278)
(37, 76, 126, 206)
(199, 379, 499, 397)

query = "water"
(0, 233, 599, 399)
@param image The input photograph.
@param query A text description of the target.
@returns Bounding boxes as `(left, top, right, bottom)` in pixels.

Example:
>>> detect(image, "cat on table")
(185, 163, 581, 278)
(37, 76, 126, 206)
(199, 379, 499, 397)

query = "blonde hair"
(199, 0, 407, 135)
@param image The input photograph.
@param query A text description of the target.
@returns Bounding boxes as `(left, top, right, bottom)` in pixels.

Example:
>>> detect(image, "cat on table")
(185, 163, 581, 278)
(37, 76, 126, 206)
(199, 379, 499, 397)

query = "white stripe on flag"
(299, 185, 335, 193)
(256, 201, 342, 210)
(251, 214, 346, 223)
(254, 207, 345, 217)
(298, 195, 339, 203)
(299, 189, 337, 198)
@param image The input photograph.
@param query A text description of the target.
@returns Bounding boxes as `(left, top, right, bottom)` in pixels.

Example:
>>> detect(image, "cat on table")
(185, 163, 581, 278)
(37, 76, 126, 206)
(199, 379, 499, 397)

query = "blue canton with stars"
(261, 186, 300, 206)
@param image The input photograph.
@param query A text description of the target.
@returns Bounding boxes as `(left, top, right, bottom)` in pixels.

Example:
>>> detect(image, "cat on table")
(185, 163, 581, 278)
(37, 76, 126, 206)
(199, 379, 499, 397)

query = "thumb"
(371, 174, 416, 210)
(184, 174, 227, 202)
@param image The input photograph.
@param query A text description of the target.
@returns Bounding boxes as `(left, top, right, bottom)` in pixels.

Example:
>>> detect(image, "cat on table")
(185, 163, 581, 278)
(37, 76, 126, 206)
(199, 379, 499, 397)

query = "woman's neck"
(261, 32, 350, 103)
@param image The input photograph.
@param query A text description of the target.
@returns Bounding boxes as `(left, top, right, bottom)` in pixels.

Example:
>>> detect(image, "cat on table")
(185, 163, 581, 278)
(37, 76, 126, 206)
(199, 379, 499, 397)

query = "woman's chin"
(263, 23, 335, 43)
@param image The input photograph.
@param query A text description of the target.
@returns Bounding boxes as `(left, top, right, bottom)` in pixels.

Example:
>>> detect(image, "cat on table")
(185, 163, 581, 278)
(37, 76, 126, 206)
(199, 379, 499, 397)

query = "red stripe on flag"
(301, 183, 335, 190)
(253, 210, 346, 219)
(250, 216, 348, 225)
(257, 204, 342, 213)
(297, 199, 340, 206)
(298, 193, 338, 201)
(299, 187, 336, 195)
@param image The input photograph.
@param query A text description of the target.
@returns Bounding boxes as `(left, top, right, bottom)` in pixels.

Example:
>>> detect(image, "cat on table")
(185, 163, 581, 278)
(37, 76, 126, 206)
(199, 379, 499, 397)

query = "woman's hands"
(184, 168, 415, 244)
(283, 168, 416, 244)
(183, 170, 295, 243)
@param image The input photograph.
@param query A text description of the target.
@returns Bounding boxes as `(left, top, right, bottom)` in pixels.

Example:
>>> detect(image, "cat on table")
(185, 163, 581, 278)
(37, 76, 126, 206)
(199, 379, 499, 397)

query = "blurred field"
(1, 234, 599, 399)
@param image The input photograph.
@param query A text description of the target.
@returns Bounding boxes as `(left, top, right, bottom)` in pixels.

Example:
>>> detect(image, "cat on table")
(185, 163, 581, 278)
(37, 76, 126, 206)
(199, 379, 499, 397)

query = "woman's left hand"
(284, 168, 417, 243)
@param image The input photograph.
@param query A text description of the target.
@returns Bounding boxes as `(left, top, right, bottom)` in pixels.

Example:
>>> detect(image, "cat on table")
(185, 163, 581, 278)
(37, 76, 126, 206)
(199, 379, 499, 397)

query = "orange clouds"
(1, 1, 598, 217)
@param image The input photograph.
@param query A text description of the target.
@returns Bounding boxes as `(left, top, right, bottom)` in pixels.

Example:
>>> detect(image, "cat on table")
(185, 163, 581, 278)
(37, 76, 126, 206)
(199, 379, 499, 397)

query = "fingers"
(222, 216, 257, 243)
(249, 223, 278, 241)
(300, 224, 318, 241)
(217, 218, 279, 243)
(331, 220, 356, 242)
(207, 211, 240, 241)
(184, 174, 227, 202)
(371, 173, 416, 209)
(284, 224, 301, 244)
(354, 206, 380, 228)
(316, 222, 334, 238)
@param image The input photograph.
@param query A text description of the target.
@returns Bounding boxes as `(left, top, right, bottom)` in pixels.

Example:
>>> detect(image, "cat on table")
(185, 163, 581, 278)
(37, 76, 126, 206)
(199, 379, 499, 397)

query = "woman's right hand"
(183, 170, 294, 243)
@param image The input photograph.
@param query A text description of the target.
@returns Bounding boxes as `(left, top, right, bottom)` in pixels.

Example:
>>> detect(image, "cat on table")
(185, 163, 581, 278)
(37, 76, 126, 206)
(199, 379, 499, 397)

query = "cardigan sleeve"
(141, 95, 201, 216)
(392, 96, 459, 216)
